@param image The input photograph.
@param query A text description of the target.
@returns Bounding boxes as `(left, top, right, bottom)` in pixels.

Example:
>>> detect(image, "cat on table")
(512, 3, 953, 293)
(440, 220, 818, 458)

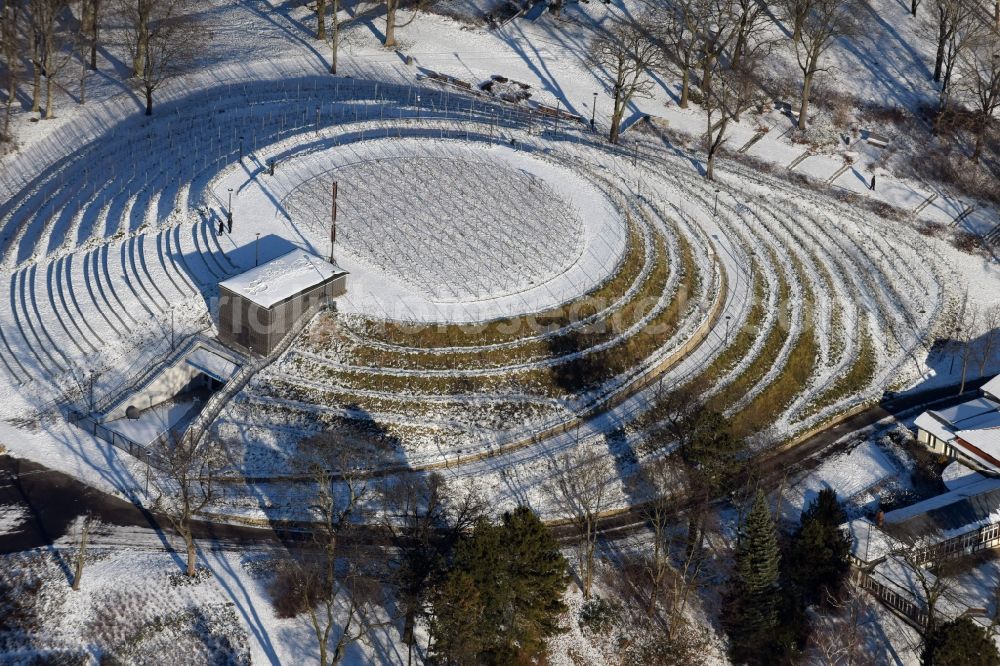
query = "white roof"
(219, 251, 346, 309)
(185, 346, 239, 382)
(882, 476, 1000, 523)
(914, 410, 956, 443)
(942, 460, 985, 491)
(845, 518, 897, 564)
(955, 428, 1000, 468)
(914, 397, 1000, 443)
(984, 375, 1000, 402)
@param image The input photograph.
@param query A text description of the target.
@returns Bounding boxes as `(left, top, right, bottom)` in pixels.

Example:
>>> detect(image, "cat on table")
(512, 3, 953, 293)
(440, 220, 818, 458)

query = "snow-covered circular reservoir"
(207, 138, 627, 323)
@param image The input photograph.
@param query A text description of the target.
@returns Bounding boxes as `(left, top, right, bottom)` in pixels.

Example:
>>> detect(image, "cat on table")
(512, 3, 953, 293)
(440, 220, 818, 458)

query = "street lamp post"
(713, 189, 720, 216)
(239, 136, 244, 161)
(255, 233, 261, 267)
(227, 187, 233, 232)
(725, 315, 732, 343)
(591, 92, 597, 129)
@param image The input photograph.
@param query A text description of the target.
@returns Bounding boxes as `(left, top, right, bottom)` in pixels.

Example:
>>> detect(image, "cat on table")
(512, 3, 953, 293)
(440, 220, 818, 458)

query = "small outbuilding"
(218, 250, 347, 355)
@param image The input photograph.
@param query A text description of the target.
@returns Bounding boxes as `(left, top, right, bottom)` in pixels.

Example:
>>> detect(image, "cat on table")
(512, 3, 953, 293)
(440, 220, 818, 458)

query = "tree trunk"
(72, 518, 92, 591)
(185, 532, 196, 575)
(701, 54, 715, 98)
(933, 11, 946, 82)
(134, 3, 150, 79)
(960, 343, 971, 394)
(317, 0, 327, 40)
(4, 78, 16, 139)
(90, 2, 100, 71)
(80, 53, 88, 105)
(798, 70, 813, 130)
(134, 35, 146, 79)
(31, 50, 41, 114)
(911, 0, 918, 16)
(384, 0, 397, 48)
(330, 0, 339, 74)
(680, 68, 690, 108)
(44, 73, 54, 119)
(609, 86, 623, 144)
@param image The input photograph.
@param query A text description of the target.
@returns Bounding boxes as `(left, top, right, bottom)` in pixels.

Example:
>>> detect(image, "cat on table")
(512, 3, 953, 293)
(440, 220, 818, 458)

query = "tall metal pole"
(331, 181, 338, 263)
(591, 92, 597, 128)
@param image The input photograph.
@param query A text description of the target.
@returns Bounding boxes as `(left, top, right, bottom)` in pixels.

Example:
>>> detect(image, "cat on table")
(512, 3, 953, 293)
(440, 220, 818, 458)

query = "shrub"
(267, 560, 319, 619)
(578, 596, 620, 634)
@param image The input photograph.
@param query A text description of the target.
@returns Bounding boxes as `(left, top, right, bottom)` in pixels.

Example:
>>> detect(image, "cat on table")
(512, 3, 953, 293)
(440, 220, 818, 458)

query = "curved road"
(0, 376, 990, 553)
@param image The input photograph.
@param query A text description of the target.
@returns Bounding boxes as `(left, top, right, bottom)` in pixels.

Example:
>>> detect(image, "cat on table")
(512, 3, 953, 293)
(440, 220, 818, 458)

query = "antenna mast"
(330, 181, 338, 263)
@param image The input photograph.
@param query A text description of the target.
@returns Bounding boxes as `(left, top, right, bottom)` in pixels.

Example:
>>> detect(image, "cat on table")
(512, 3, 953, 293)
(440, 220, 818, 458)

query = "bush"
(578, 596, 620, 634)
(267, 560, 319, 619)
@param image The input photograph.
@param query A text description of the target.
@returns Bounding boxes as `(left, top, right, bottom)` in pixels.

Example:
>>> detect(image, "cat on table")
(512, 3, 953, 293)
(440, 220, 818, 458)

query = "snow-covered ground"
(0, 0, 998, 661)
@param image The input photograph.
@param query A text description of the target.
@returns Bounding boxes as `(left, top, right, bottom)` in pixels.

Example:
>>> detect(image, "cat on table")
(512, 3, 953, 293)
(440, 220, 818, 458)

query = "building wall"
(218, 275, 346, 354)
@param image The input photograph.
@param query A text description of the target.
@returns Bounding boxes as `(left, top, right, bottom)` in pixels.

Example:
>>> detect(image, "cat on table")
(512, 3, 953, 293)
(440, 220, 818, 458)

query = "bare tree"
(71, 512, 97, 591)
(27, 0, 75, 119)
(806, 584, 872, 666)
(0, 1, 21, 141)
(118, 0, 201, 115)
(381, 473, 485, 666)
(294, 431, 390, 666)
(151, 433, 223, 577)
(932, 0, 981, 118)
(315, 0, 326, 40)
(979, 304, 1000, 375)
(77, 0, 101, 103)
(696, 0, 736, 99)
(778, 0, 810, 39)
(327, 0, 340, 73)
(639, 456, 708, 639)
(544, 445, 615, 599)
(384, 0, 398, 47)
(592, 18, 664, 144)
(957, 306, 980, 394)
(696, 0, 771, 179)
(121, 0, 152, 77)
(81, 0, 99, 69)
(658, 0, 708, 109)
(793, 0, 858, 130)
(957, 35, 1000, 161)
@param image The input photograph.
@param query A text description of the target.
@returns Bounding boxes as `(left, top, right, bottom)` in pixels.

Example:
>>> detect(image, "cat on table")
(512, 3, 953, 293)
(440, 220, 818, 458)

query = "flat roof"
(984, 375, 1000, 402)
(185, 346, 240, 383)
(930, 397, 1000, 427)
(219, 250, 347, 309)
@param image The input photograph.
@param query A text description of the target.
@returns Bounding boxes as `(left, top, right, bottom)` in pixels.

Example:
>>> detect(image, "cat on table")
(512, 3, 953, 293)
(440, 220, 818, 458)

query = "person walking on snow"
(870, 174, 876, 191)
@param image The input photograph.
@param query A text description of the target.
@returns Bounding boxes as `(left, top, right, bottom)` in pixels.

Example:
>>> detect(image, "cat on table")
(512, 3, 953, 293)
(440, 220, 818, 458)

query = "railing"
(185, 298, 334, 449)
(69, 409, 163, 469)
(92, 331, 206, 416)
(94, 335, 245, 421)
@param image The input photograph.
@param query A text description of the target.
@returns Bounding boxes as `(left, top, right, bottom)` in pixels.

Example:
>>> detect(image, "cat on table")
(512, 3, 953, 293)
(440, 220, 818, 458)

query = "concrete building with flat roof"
(218, 250, 347, 354)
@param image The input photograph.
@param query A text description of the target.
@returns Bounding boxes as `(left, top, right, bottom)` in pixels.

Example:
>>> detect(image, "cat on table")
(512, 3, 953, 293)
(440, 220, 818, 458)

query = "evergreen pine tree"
(429, 506, 569, 665)
(727, 489, 783, 664)
(923, 616, 1000, 666)
(788, 488, 850, 605)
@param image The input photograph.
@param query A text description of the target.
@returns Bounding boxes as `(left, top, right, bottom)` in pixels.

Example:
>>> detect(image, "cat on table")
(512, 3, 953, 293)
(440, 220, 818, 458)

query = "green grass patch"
(291, 227, 702, 399)
(338, 217, 648, 350)
(802, 323, 876, 417)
